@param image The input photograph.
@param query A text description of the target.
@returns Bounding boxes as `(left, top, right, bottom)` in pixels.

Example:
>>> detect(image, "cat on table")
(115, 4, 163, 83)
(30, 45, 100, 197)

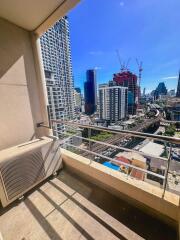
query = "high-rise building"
(154, 82, 167, 99)
(40, 17, 75, 125)
(84, 69, 97, 115)
(81, 95, 85, 113)
(74, 88, 82, 112)
(99, 86, 128, 123)
(113, 71, 138, 115)
(74, 87, 81, 94)
(168, 89, 176, 97)
(45, 70, 65, 134)
(150, 90, 156, 101)
(176, 71, 180, 97)
(167, 98, 180, 121)
(143, 88, 146, 96)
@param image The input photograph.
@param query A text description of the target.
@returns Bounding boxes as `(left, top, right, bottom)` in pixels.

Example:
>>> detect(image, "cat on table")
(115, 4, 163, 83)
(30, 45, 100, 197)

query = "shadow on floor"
(56, 169, 177, 240)
(25, 198, 63, 240)
(0, 169, 177, 240)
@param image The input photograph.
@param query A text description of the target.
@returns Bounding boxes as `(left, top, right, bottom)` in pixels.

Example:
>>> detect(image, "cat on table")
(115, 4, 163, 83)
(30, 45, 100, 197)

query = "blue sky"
(68, 0, 180, 93)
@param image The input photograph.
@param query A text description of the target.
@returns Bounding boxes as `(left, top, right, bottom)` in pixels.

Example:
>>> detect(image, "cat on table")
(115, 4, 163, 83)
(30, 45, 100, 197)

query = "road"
(81, 116, 161, 158)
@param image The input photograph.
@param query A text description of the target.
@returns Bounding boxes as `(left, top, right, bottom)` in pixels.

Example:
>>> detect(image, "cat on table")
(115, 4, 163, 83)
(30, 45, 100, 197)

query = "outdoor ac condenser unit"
(0, 136, 62, 207)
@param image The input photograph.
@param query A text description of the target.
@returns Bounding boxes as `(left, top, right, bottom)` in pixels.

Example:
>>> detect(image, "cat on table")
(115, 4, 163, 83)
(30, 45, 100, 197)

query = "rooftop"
(116, 151, 146, 163)
(139, 142, 164, 157)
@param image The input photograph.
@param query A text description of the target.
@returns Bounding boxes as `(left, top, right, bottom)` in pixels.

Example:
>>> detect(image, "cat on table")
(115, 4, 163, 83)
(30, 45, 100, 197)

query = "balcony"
(1, 120, 179, 239)
(0, 166, 178, 240)
(0, 1, 180, 239)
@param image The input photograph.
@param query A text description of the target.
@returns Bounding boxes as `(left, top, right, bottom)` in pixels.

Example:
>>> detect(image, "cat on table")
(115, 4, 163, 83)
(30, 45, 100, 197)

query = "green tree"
(164, 124, 176, 137)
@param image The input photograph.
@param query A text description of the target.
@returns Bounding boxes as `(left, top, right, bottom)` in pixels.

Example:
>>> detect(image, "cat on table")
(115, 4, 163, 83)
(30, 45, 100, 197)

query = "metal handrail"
(52, 119, 180, 197)
(162, 144, 172, 197)
(62, 142, 165, 180)
(54, 130, 166, 180)
(52, 119, 180, 144)
(54, 129, 168, 161)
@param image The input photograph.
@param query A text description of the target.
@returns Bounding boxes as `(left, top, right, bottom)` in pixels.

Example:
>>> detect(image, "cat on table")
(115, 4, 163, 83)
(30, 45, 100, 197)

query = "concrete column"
(30, 32, 52, 137)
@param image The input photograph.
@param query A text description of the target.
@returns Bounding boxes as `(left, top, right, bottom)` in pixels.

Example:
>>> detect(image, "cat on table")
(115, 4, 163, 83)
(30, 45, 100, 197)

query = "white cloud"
(89, 51, 103, 55)
(162, 76, 178, 80)
(94, 66, 102, 70)
(119, 1, 125, 7)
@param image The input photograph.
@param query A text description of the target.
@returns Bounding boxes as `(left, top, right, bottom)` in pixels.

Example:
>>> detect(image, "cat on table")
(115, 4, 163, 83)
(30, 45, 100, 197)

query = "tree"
(164, 124, 176, 137)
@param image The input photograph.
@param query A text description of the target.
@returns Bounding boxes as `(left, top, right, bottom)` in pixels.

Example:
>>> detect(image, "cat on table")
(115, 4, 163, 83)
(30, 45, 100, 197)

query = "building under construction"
(113, 71, 138, 115)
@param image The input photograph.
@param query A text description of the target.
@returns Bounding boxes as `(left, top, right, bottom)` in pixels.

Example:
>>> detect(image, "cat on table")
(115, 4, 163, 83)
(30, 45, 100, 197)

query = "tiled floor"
(0, 170, 177, 240)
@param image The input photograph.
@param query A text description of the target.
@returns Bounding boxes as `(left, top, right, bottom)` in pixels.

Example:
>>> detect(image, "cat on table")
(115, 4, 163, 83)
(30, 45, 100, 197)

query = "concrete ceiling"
(0, 0, 80, 35)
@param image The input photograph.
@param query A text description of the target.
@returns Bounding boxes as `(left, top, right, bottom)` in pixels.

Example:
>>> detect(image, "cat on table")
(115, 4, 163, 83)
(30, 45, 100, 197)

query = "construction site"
(113, 52, 143, 116)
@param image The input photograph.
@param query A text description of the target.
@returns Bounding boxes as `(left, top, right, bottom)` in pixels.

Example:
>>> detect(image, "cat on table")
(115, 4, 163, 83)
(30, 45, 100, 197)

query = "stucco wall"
(0, 18, 45, 150)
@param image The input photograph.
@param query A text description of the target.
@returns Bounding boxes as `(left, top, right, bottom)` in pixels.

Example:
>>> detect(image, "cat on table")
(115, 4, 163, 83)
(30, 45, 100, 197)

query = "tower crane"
(136, 58, 143, 108)
(125, 58, 131, 71)
(116, 50, 131, 72)
(116, 50, 125, 72)
(136, 58, 143, 87)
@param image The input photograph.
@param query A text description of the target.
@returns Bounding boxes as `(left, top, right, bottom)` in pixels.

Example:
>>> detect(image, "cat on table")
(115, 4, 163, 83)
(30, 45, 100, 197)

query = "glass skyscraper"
(84, 69, 97, 115)
(176, 71, 180, 97)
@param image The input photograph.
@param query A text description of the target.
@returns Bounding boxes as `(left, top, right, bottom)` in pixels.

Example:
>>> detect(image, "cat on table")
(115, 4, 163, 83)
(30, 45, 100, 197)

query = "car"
(172, 153, 180, 161)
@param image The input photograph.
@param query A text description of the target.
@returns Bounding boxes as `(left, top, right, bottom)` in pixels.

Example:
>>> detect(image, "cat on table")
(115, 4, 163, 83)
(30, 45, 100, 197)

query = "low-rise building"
(115, 152, 147, 180)
(139, 142, 165, 157)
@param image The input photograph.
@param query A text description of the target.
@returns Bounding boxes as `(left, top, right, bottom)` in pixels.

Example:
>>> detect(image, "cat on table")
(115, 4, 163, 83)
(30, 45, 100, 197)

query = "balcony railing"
(50, 119, 180, 198)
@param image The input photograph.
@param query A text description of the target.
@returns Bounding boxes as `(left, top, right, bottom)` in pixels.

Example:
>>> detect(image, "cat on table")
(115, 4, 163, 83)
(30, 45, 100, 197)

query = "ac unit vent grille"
(0, 150, 45, 200)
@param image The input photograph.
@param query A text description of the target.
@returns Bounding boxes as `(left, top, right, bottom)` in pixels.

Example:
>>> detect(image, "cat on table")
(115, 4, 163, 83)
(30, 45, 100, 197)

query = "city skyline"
(69, 0, 180, 93)
(0, 2, 180, 240)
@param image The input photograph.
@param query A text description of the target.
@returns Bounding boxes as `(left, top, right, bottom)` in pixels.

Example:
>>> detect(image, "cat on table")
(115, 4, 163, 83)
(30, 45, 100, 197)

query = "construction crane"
(116, 50, 125, 72)
(136, 58, 143, 87)
(116, 50, 131, 72)
(125, 58, 131, 71)
(136, 58, 143, 108)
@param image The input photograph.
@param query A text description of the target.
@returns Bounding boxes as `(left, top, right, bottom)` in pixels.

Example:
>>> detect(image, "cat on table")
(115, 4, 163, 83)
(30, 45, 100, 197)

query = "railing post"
(126, 167, 130, 179)
(162, 143, 172, 198)
(88, 128, 92, 151)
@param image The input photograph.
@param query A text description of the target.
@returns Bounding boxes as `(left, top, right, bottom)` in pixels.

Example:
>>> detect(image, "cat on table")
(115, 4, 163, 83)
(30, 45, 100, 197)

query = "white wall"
(0, 18, 47, 150)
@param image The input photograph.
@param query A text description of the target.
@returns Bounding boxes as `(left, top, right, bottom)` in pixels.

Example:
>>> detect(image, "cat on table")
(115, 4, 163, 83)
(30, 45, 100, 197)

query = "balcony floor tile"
(0, 170, 177, 240)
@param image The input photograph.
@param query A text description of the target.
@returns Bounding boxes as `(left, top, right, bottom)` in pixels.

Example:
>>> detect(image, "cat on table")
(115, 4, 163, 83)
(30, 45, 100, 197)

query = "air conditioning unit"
(0, 136, 62, 207)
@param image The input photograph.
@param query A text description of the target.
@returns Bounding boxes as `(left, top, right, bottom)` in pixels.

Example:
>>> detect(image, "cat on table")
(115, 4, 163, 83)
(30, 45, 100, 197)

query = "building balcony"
(0, 157, 178, 239)
(0, 1, 180, 239)
(1, 120, 179, 239)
